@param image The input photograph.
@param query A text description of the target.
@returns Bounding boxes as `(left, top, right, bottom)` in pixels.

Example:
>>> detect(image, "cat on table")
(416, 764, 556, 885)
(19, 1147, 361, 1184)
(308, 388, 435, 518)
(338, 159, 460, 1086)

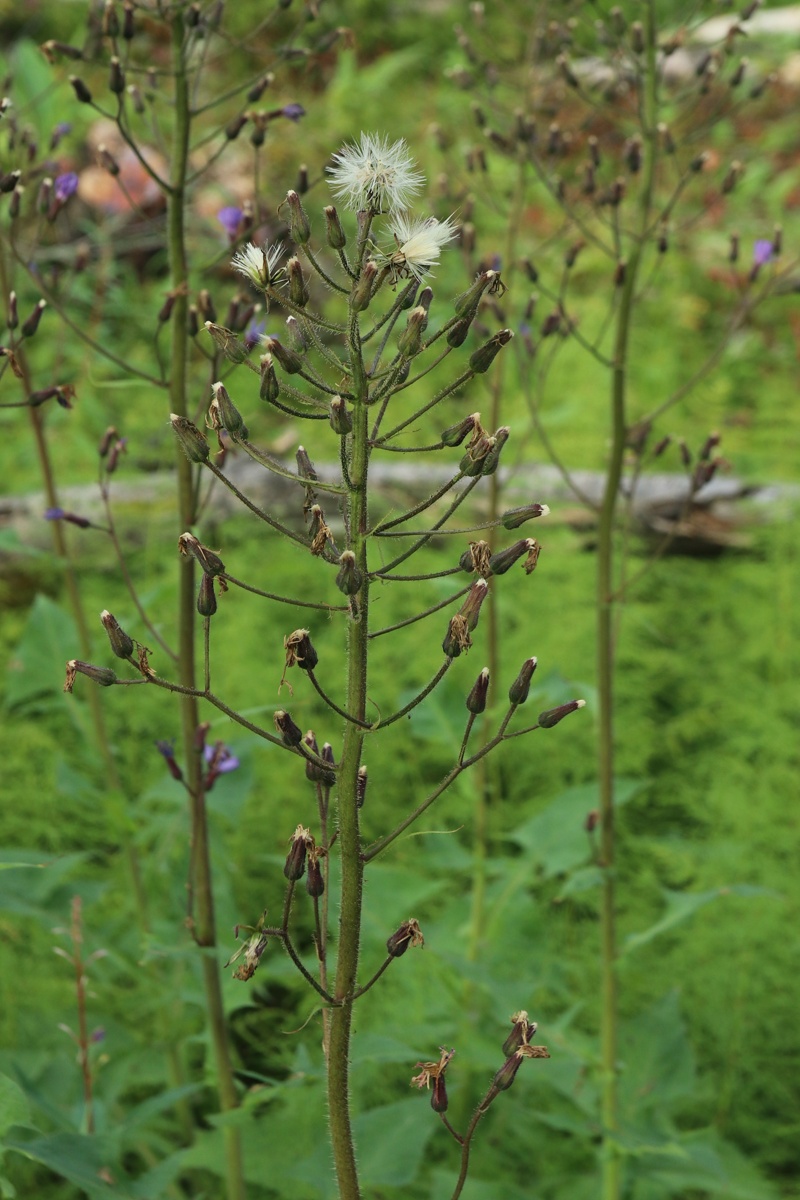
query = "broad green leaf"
(623, 885, 773, 956)
(619, 992, 694, 1115)
(4, 595, 77, 712)
(508, 779, 644, 878)
(355, 1097, 435, 1187)
(0, 1076, 30, 1137)
(627, 1129, 779, 1199)
(2, 1132, 135, 1199)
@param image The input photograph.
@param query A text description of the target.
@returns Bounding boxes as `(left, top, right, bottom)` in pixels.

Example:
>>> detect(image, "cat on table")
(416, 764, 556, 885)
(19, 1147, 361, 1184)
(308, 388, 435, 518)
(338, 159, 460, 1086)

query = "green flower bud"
(351, 260, 377, 313)
(335, 550, 362, 595)
(329, 395, 353, 435)
(324, 205, 347, 250)
(205, 321, 249, 363)
(446, 314, 473, 347)
(466, 667, 490, 714)
(441, 412, 480, 448)
(287, 256, 309, 307)
(501, 503, 550, 530)
(397, 305, 427, 357)
(538, 699, 586, 728)
(259, 353, 280, 402)
(263, 335, 303, 374)
(482, 425, 510, 475)
(508, 657, 537, 705)
(502, 1011, 538, 1057)
(209, 381, 247, 436)
(100, 609, 134, 659)
(454, 269, 498, 317)
(459, 434, 493, 477)
(469, 328, 513, 374)
(285, 189, 310, 245)
(171, 414, 210, 463)
(196, 572, 217, 617)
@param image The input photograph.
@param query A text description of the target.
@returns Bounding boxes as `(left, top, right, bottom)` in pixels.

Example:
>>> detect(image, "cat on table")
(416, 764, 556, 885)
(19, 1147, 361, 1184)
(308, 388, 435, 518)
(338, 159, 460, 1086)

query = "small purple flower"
(217, 206, 243, 240)
(753, 240, 774, 268)
(156, 739, 176, 760)
(44, 507, 91, 528)
(50, 122, 72, 151)
(204, 742, 240, 774)
(243, 318, 266, 350)
(91, 1027, 106, 1043)
(280, 103, 306, 122)
(45, 507, 66, 521)
(53, 172, 79, 203)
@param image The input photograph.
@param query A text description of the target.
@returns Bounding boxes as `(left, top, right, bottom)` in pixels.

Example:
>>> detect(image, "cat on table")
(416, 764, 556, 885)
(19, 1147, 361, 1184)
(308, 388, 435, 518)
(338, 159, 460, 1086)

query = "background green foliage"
(0, 1, 799, 1197)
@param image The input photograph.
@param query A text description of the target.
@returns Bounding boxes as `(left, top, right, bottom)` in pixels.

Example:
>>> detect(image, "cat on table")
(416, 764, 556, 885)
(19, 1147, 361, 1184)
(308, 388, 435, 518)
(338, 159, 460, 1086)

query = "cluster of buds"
(492, 1010, 550, 1093)
(282, 825, 326, 899)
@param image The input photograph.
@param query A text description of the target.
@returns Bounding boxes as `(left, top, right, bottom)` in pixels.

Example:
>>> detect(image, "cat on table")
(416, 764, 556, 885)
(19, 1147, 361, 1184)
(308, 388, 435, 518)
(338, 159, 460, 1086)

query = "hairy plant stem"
(598, 9, 658, 1199)
(167, 18, 245, 1200)
(327, 347, 370, 1200)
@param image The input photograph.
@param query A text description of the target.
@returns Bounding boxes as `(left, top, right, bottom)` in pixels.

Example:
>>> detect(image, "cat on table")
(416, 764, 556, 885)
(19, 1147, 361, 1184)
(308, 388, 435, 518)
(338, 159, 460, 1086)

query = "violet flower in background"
(50, 122, 72, 151)
(280, 103, 305, 122)
(217, 205, 243, 241)
(53, 172, 79, 203)
(750, 239, 775, 282)
(44, 507, 91, 528)
(243, 318, 266, 350)
(204, 741, 240, 773)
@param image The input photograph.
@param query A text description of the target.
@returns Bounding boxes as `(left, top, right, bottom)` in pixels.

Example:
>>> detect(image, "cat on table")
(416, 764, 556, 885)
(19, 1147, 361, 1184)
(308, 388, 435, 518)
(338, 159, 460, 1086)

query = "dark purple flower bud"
(155, 739, 183, 781)
(585, 809, 600, 833)
(64, 659, 117, 692)
(699, 431, 721, 462)
(729, 233, 740, 264)
(488, 538, 535, 576)
(538, 699, 586, 728)
(274, 709, 303, 747)
(387, 918, 424, 958)
(509, 656, 537, 705)
(0, 170, 21, 195)
(466, 667, 490, 714)
(284, 628, 318, 672)
(225, 114, 248, 142)
(502, 1010, 538, 1057)
(21, 299, 46, 338)
(284, 824, 312, 880)
(68, 76, 92, 104)
(196, 573, 217, 617)
(100, 609, 134, 659)
(97, 144, 119, 175)
(263, 335, 303, 374)
(29, 387, 59, 408)
(431, 1074, 448, 1113)
(122, 1, 134, 38)
(492, 1053, 525, 1093)
(171, 415, 210, 463)
(336, 550, 363, 596)
(460, 578, 489, 632)
(322, 742, 335, 768)
(296, 164, 309, 194)
(304, 730, 324, 782)
(109, 56, 125, 95)
(178, 532, 225, 576)
(247, 74, 272, 102)
(306, 848, 324, 897)
(502, 503, 550, 530)
(49, 121, 72, 151)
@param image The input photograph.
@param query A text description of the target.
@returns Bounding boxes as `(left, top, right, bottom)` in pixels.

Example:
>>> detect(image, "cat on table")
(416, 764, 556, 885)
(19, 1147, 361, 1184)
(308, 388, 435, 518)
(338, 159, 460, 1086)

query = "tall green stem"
(326, 344, 371, 1200)
(167, 16, 245, 1200)
(598, 8, 658, 1199)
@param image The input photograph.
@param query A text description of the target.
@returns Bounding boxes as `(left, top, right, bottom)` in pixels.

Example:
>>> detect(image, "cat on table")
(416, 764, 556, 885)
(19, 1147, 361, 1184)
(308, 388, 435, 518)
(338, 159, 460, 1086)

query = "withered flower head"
(411, 1046, 455, 1114)
(284, 824, 314, 881)
(387, 918, 424, 958)
(284, 629, 319, 673)
(178, 532, 225, 577)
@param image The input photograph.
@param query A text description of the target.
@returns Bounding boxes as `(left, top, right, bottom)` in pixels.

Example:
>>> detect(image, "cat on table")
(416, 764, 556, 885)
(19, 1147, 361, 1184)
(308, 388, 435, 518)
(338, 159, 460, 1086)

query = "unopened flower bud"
(482, 425, 510, 475)
(335, 550, 362, 596)
(492, 1054, 524, 1093)
(7, 291, 17, 330)
(630, 20, 644, 53)
(398, 305, 427, 357)
(730, 57, 748, 88)
(0, 170, 21, 196)
(259, 353, 280, 403)
(21, 300, 46, 338)
(441, 412, 480, 447)
(284, 628, 318, 672)
(178, 532, 225, 576)
(585, 809, 600, 833)
(728, 233, 740, 264)
(538, 699, 586, 728)
(171, 415, 209, 463)
(100, 609, 134, 659)
(296, 445, 318, 484)
(247, 74, 272, 102)
(624, 135, 642, 173)
(69, 75, 92, 103)
(196, 572, 217, 616)
(324, 205, 347, 249)
(263, 335, 303, 374)
(699, 431, 721, 462)
(122, 1, 134, 38)
(445, 315, 473, 348)
(509, 656, 537, 705)
(689, 151, 709, 174)
(287, 256, 309, 307)
(488, 538, 535, 576)
(357, 764, 368, 808)
(460, 578, 488, 632)
(329, 395, 353, 436)
(386, 918, 424, 958)
(502, 503, 550, 530)
(306, 848, 324, 897)
(454, 269, 497, 317)
(64, 659, 117, 692)
(285, 189, 310, 244)
(283, 824, 311, 880)
(109, 56, 125, 95)
(466, 667, 490, 714)
(351, 260, 377, 313)
(274, 709, 303, 747)
(206, 321, 249, 363)
(209, 380, 247, 437)
(469, 328, 512, 373)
